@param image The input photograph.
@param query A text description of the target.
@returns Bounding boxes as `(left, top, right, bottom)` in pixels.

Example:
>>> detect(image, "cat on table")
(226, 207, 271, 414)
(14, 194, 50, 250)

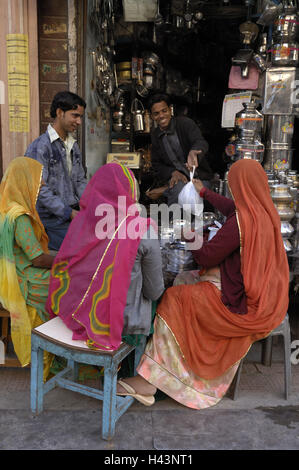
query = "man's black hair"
(148, 93, 172, 111)
(50, 91, 86, 119)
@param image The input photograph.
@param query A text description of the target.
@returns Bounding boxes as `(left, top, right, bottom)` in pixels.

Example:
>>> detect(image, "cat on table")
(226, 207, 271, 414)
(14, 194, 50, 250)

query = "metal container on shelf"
(235, 102, 264, 140)
(159, 227, 175, 248)
(234, 139, 264, 162)
(222, 170, 233, 199)
(265, 115, 294, 147)
(117, 70, 132, 82)
(263, 67, 299, 115)
(281, 221, 295, 239)
(263, 145, 294, 171)
(166, 240, 197, 274)
(271, 184, 295, 221)
(144, 74, 155, 89)
(273, 14, 299, 40)
(131, 98, 144, 132)
(116, 61, 132, 83)
(268, 177, 280, 190)
(112, 109, 125, 132)
(283, 239, 293, 252)
(271, 42, 299, 66)
(116, 61, 131, 71)
(288, 171, 299, 188)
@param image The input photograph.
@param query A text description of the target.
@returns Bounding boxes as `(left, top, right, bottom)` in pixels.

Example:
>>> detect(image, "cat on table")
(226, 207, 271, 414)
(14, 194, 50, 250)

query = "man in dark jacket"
(147, 93, 213, 205)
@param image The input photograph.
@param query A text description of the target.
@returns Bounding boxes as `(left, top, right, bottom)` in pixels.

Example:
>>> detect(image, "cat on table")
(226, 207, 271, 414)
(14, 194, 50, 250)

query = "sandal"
(117, 379, 155, 406)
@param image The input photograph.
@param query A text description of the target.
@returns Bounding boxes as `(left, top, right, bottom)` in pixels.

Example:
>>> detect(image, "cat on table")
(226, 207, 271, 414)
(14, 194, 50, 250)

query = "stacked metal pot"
(233, 100, 265, 162)
(270, 9, 299, 67)
(268, 174, 296, 252)
(263, 6, 298, 171)
(159, 222, 197, 288)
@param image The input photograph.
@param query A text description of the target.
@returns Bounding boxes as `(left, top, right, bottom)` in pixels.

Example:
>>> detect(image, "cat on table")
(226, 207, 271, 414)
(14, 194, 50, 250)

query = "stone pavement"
(1, 335, 299, 451)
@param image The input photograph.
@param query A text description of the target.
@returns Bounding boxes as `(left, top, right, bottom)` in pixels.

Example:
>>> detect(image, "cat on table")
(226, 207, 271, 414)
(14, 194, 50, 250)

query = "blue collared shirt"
(25, 125, 87, 221)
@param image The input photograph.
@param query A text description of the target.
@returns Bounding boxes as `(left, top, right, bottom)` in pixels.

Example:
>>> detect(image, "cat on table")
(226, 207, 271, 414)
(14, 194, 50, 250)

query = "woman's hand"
(192, 178, 204, 194)
(71, 209, 79, 220)
(32, 253, 55, 269)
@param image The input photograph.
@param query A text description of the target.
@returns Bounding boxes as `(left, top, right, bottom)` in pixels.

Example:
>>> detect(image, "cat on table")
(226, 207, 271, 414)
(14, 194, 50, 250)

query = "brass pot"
(271, 184, 295, 222)
(117, 70, 132, 80)
(271, 184, 293, 204)
(116, 61, 131, 71)
(274, 203, 295, 221)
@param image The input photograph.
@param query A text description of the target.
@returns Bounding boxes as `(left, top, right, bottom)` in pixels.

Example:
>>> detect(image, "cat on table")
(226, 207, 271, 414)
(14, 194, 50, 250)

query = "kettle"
(131, 98, 145, 132)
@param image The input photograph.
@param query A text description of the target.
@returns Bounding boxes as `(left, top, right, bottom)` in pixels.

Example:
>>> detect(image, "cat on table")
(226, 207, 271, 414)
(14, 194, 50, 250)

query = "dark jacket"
(150, 116, 213, 183)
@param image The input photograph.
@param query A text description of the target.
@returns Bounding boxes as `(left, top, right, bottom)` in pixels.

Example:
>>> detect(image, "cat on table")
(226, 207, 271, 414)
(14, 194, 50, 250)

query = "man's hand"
(146, 185, 168, 200)
(192, 178, 204, 194)
(70, 209, 79, 220)
(169, 170, 187, 189)
(186, 150, 202, 172)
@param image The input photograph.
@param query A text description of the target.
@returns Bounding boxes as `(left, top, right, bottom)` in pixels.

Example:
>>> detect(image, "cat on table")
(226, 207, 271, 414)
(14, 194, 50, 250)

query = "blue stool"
(30, 317, 138, 440)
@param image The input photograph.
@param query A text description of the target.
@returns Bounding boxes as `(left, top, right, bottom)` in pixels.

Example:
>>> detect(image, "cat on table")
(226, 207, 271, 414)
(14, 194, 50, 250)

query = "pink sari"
(46, 163, 150, 350)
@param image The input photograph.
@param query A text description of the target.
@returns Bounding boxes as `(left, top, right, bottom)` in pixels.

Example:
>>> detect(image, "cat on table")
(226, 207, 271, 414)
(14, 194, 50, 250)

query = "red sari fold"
(46, 163, 151, 350)
(158, 159, 289, 379)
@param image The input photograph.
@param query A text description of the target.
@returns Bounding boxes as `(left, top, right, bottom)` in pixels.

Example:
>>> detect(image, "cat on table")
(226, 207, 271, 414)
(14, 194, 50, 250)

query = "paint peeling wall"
(84, 0, 110, 180)
(38, 0, 69, 134)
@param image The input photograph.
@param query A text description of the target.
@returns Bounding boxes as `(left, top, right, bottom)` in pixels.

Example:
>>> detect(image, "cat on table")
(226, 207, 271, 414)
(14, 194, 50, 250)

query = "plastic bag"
(178, 167, 203, 216)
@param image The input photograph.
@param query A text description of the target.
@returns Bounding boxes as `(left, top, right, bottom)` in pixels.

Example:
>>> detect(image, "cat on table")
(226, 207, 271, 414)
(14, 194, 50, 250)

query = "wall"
(0, 0, 40, 173)
(37, 0, 69, 133)
(84, 0, 110, 180)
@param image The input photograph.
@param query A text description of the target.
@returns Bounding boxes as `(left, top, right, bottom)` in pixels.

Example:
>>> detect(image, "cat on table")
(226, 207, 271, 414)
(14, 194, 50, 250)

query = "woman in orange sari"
(117, 159, 289, 409)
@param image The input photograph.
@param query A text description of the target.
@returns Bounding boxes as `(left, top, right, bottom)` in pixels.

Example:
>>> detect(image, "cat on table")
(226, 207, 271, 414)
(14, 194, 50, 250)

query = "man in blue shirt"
(25, 91, 87, 250)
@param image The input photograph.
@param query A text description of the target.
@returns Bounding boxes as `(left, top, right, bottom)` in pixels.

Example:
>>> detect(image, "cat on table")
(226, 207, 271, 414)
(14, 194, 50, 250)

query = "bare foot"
(117, 375, 157, 396)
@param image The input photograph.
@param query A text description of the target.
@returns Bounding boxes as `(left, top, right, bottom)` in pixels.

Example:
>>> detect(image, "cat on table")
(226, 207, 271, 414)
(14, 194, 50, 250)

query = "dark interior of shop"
(114, 1, 251, 177)
(90, 0, 296, 183)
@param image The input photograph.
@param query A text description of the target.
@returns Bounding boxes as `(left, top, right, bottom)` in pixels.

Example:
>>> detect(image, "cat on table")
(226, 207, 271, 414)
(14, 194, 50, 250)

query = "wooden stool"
(0, 306, 22, 367)
(30, 317, 138, 440)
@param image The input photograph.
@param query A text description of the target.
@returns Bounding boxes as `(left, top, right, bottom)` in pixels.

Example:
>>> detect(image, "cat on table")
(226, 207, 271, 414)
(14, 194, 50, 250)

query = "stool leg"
(2, 317, 9, 352)
(231, 359, 243, 401)
(283, 323, 291, 400)
(261, 336, 273, 366)
(31, 345, 44, 414)
(102, 366, 117, 440)
(134, 336, 147, 375)
(67, 359, 79, 381)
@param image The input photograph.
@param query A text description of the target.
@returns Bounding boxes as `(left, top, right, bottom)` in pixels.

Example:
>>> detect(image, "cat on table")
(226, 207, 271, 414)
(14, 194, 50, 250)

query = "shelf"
(111, 131, 151, 139)
(111, 131, 130, 139)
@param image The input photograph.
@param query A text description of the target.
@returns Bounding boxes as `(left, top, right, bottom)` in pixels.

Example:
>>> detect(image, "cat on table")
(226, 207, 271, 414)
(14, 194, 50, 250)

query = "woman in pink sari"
(46, 163, 164, 395)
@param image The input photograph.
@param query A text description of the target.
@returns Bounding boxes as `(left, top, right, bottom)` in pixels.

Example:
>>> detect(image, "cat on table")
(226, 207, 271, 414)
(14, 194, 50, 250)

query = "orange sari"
(156, 159, 289, 380)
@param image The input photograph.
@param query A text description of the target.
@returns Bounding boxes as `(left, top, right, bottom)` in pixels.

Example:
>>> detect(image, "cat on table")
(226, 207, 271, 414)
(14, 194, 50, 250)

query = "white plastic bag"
(178, 167, 203, 216)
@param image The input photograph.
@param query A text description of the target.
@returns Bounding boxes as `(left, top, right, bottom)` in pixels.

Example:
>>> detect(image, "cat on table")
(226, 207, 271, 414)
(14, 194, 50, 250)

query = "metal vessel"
(273, 13, 299, 40)
(235, 140, 264, 162)
(235, 102, 264, 140)
(271, 42, 299, 66)
(271, 184, 295, 221)
(264, 145, 294, 171)
(265, 115, 294, 147)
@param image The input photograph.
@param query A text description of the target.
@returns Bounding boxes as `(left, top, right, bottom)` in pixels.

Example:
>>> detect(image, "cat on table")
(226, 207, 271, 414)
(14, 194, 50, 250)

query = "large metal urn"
(271, 184, 295, 252)
(235, 102, 264, 141)
(233, 101, 265, 163)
